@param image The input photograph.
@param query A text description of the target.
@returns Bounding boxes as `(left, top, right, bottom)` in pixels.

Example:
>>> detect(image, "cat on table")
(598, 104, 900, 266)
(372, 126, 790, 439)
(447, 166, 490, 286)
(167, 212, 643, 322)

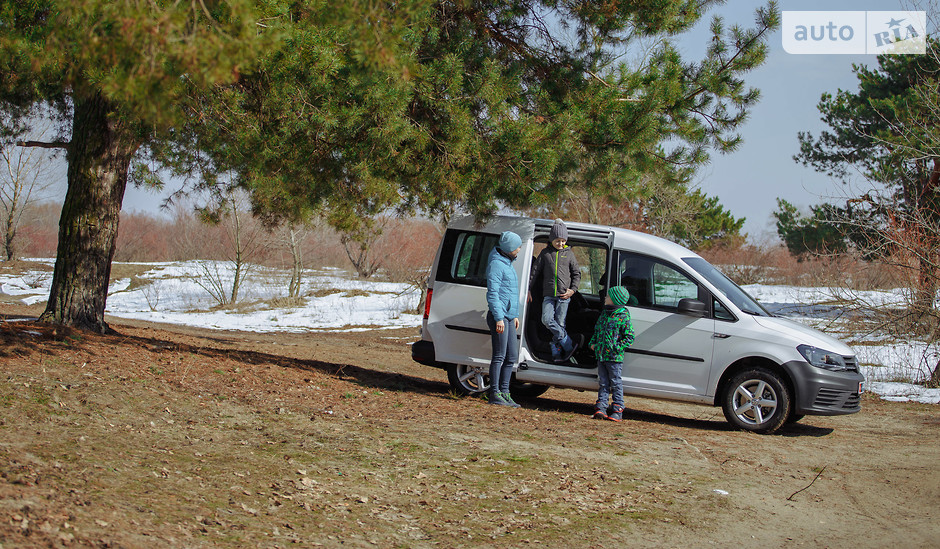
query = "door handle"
(713, 333, 731, 339)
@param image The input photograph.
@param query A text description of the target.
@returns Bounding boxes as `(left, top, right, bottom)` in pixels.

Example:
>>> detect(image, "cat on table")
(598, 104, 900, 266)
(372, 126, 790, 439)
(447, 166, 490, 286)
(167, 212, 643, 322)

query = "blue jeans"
(541, 296, 572, 355)
(596, 360, 624, 409)
(486, 312, 518, 394)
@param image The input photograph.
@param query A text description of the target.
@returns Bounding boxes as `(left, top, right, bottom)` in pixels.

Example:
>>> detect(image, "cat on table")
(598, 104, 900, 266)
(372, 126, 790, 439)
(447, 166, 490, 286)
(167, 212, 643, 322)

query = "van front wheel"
(721, 369, 790, 434)
(447, 364, 489, 396)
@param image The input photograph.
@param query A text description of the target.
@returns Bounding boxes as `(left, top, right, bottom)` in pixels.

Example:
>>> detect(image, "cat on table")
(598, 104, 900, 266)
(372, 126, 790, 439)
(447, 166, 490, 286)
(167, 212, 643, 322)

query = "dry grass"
(1, 317, 938, 548)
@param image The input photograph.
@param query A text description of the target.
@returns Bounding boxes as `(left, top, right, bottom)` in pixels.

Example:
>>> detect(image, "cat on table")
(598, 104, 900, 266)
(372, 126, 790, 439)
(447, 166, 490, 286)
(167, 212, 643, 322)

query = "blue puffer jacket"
(486, 247, 520, 321)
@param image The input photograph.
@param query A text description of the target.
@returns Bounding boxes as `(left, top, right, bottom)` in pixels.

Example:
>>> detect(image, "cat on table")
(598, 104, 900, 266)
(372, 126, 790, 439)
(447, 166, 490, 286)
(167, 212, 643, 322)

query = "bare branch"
(16, 140, 70, 150)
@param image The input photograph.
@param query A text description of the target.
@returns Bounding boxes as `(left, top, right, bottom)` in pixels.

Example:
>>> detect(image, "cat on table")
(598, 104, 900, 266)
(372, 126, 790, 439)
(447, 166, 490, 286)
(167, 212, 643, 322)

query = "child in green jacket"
(588, 286, 635, 421)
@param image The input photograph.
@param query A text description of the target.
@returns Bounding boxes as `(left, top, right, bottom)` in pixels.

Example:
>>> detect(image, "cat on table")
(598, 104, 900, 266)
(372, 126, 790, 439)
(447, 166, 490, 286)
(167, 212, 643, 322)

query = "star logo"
(886, 17, 905, 28)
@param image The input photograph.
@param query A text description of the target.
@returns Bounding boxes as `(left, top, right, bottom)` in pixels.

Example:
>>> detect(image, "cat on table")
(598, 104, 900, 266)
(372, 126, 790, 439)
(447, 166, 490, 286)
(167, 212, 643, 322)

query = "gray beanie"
(549, 218, 568, 241)
(497, 231, 522, 253)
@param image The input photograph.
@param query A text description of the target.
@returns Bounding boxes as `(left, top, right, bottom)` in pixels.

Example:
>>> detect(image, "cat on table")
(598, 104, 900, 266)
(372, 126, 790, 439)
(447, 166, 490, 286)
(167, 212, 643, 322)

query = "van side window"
(531, 238, 607, 298)
(436, 230, 499, 287)
(714, 298, 735, 321)
(652, 263, 699, 308)
(576, 246, 607, 297)
(614, 251, 701, 312)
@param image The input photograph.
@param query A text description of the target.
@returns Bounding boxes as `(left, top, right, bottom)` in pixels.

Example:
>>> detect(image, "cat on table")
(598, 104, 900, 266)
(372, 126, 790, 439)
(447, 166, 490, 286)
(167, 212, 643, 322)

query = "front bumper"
(782, 360, 865, 416)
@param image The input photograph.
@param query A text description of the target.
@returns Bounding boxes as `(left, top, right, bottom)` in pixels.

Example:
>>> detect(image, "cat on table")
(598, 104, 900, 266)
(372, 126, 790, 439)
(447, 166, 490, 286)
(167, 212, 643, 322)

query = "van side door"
(613, 250, 715, 398)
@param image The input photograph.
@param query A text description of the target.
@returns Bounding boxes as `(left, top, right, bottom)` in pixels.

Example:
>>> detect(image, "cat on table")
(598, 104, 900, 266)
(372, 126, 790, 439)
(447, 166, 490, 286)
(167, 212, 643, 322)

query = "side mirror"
(677, 298, 706, 318)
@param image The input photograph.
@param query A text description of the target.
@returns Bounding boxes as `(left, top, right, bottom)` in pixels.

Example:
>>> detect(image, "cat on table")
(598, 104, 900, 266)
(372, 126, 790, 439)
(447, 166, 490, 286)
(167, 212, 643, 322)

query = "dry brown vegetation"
(8, 203, 439, 288)
(0, 311, 937, 548)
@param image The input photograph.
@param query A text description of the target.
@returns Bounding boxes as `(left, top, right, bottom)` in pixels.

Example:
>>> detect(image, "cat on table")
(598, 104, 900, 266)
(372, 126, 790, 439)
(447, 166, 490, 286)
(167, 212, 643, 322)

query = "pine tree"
(0, 0, 269, 332)
(190, 0, 779, 235)
(1, 0, 780, 332)
(796, 40, 940, 313)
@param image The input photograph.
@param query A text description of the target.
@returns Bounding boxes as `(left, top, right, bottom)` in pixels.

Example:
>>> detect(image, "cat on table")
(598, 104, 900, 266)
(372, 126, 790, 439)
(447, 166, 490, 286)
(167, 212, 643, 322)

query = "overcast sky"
(116, 0, 933, 241)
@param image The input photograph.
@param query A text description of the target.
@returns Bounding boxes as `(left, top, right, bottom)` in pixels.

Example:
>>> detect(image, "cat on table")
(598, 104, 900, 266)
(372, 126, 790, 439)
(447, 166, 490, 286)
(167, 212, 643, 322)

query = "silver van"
(412, 215, 864, 434)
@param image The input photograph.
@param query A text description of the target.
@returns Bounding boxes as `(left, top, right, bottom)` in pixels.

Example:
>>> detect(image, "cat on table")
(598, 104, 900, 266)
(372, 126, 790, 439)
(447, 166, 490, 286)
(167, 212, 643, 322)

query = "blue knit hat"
(607, 286, 630, 307)
(498, 231, 522, 253)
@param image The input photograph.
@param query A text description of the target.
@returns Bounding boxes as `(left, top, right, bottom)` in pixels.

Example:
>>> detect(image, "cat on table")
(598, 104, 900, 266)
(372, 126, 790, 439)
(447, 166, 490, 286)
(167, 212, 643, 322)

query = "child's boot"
(558, 334, 579, 363)
(592, 404, 608, 420)
(607, 404, 624, 422)
(549, 340, 562, 362)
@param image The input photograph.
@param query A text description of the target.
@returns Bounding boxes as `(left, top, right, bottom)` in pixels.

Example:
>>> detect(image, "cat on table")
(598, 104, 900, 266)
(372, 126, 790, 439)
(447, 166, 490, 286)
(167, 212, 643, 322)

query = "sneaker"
(557, 334, 583, 363)
(592, 406, 608, 420)
(500, 392, 522, 408)
(489, 392, 513, 406)
(607, 405, 624, 422)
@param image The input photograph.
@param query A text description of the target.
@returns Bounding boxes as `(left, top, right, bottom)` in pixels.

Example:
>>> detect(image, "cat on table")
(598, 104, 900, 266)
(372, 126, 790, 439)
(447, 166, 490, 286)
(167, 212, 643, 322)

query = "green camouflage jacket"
(588, 305, 635, 362)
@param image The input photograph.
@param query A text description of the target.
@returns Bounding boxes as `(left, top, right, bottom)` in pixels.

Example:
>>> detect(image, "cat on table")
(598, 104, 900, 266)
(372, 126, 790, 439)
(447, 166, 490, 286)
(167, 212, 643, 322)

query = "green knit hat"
(608, 286, 630, 307)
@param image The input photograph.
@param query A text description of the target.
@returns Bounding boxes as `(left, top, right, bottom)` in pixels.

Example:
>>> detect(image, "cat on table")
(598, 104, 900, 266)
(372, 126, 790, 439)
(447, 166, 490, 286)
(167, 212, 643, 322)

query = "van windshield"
(683, 257, 770, 317)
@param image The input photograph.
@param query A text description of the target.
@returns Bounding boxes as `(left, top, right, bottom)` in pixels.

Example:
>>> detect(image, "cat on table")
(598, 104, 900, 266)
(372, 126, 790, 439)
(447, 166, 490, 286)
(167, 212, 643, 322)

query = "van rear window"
(436, 230, 500, 287)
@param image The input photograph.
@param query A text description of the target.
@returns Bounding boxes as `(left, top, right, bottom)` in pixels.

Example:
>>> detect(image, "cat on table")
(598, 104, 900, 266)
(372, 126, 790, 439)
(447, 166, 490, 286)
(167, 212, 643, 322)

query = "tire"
(446, 364, 489, 396)
(721, 369, 791, 434)
(509, 378, 550, 399)
(786, 412, 805, 424)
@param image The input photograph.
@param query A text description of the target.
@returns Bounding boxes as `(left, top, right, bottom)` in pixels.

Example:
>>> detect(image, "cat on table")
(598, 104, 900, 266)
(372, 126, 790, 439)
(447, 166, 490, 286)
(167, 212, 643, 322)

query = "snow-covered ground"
(2, 259, 937, 404)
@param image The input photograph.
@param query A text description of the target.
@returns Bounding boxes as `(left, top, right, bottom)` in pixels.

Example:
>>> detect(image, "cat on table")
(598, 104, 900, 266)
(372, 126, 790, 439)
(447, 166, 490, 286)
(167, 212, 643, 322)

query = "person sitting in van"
(528, 218, 581, 362)
(588, 285, 635, 422)
(486, 231, 523, 408)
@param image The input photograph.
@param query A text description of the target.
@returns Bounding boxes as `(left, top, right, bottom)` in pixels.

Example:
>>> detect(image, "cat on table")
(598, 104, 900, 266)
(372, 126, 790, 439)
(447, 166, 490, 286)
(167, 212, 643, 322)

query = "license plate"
(859, 381, 865, 394)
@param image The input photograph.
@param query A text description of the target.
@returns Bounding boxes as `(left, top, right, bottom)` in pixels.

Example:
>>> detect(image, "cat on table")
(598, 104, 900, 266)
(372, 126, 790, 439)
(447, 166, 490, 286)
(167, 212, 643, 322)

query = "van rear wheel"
(446, 364, 489, 395)
(509, 379, 550, 399)
(721, 369, 790, 434)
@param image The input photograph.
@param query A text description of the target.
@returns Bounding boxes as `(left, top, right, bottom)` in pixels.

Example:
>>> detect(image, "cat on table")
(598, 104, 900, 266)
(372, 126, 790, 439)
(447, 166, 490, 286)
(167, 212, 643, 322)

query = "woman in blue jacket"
(486, 231, 523, 407)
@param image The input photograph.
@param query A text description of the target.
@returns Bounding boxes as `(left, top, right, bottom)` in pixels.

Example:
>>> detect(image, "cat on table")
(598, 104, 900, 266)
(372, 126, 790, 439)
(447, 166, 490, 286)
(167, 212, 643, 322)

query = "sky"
(86, 0, 938, 241)
(672, 0, 933, 239)
(1, 258, 938, 404)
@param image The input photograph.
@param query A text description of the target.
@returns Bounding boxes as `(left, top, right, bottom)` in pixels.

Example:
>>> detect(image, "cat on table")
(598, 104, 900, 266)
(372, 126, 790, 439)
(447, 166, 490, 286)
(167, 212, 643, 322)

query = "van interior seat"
(620, 266, 651, 307)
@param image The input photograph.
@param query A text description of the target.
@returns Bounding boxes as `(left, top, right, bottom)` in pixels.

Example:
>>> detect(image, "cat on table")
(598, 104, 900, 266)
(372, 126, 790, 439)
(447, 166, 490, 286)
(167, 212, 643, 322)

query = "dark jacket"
(530, 245, 581, 298)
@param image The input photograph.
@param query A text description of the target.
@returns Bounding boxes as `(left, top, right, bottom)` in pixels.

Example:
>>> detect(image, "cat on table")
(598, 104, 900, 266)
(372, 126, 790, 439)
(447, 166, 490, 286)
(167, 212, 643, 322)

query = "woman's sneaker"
(592, 406, 608, 420)
(500, 392, 522, 408)
(489, 392, 513, 406)
(607, 405, 624, 422)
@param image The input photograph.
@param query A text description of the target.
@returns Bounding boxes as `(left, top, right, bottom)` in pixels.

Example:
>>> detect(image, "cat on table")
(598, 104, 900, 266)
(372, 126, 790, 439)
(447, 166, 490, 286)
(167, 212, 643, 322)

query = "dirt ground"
(0, 303, 938, 548)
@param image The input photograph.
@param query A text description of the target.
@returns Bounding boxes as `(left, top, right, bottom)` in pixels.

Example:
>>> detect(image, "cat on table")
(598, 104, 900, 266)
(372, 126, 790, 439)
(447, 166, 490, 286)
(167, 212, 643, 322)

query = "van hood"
(752, 316, 856, 356)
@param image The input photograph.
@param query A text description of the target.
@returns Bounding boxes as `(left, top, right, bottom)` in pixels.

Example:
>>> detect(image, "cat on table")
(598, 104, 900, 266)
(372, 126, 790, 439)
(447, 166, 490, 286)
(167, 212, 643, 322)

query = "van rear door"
(426, 217, 534, 368)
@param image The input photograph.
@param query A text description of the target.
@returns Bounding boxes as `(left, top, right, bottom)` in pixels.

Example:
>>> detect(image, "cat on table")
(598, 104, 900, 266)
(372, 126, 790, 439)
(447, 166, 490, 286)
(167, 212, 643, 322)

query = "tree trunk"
(287, 226, 303, 299)
(3, 213, 14, 261)
(913, 237, 939, 317)
(38, 90, 140, 333)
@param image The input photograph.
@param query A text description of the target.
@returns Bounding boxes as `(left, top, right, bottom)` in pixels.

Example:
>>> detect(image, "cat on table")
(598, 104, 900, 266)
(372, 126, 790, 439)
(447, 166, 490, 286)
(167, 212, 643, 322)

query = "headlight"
(797, 344, 851, 371)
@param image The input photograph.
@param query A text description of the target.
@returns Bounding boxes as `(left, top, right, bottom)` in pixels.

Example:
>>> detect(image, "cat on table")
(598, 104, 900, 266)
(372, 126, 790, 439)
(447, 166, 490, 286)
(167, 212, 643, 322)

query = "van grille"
(843, 356, 859, 372)
(814, 388, 861, 410)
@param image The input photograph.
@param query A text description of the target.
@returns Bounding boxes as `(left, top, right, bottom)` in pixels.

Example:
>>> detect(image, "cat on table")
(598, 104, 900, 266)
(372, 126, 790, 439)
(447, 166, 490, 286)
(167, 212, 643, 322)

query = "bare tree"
(378, 217, 440, 313)
(0, 124, 57, 261)
(340, 215, 390, 279)
(285, 223, 306, 299)
(194, 189, 272, 306)
(276, 217, 324, 299)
